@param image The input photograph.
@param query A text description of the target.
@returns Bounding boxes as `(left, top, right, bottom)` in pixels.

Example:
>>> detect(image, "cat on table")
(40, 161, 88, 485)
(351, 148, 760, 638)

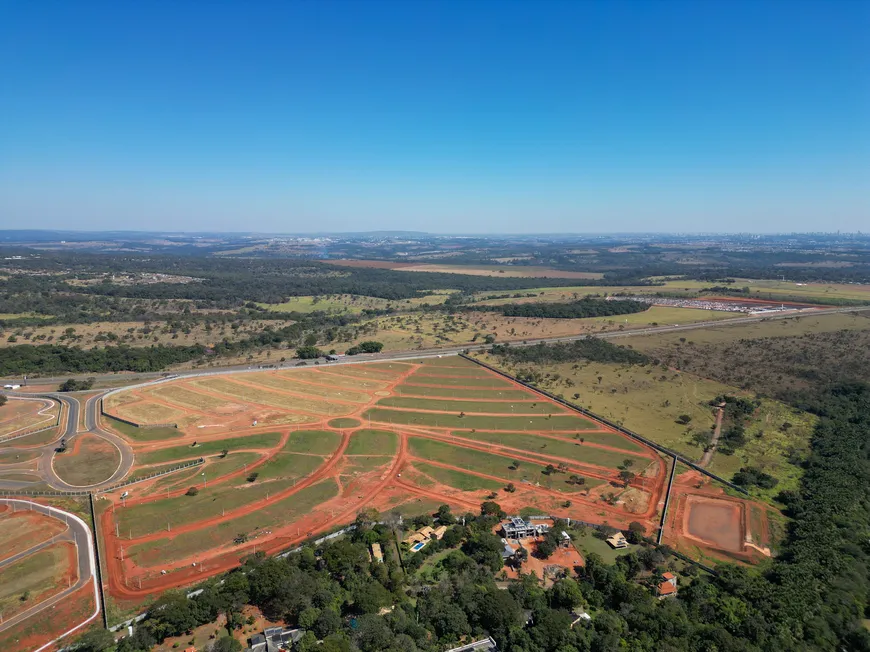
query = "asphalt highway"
(2, 304, 867, 388)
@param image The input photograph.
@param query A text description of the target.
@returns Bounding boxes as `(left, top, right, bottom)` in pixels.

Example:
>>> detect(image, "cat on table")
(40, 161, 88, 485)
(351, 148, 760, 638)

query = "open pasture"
(95, 355, 767, 602)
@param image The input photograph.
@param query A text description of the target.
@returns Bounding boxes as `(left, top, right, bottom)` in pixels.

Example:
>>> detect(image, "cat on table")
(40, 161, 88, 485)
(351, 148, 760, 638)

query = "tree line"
(470, 298, 647, 319)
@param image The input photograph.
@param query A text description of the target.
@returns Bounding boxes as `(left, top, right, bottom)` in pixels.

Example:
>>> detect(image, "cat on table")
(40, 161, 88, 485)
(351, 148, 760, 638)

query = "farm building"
(501, 517, 548, 539)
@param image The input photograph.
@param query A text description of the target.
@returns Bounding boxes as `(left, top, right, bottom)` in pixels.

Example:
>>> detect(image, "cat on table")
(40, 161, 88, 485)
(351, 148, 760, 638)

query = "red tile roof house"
(657, 572, 678, 599)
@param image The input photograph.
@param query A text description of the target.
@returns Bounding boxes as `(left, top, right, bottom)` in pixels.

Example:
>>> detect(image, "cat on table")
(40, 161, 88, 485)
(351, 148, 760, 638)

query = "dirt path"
(699, 403, 725, 468)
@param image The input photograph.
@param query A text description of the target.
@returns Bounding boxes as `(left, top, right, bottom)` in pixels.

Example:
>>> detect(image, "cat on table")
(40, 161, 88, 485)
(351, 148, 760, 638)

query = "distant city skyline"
(1, 1, 867, 233)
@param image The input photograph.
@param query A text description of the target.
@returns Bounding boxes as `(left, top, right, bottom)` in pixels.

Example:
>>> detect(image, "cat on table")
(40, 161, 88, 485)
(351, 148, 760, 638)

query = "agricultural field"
(93, 354, 769, 606)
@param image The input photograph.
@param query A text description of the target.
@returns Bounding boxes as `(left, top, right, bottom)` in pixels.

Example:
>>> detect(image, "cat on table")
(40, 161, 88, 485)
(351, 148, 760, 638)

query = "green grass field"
(137, 432, 282, 465)
(255, 453, 325, 481)
(116, 476, 300, 538)
(0, 427, 60, 449)
(394, 385, 531, 400)
(103, 415, 181, 442)
(364, 408, 597, 431)
(451, 430, 647, 468)
(407, 437, 602, 492)
(401, 375, 515, 389)
(346, 429, 398, 455)
(128, 479, 339, 566)
(281, 430, 342, 455)
(0, 543, 70, 617)
(411, 365, 497, 378)
(376, 395, 568, 415)
(53, 435, 121, 486)
(414, 462, 504, 492)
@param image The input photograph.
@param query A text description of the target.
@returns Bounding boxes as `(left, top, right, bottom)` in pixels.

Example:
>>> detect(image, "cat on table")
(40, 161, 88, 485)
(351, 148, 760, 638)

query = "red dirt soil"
(95, 357, 769, 601)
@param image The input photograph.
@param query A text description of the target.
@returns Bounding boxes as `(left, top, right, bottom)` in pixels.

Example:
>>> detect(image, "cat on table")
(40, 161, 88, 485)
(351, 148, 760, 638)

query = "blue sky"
(0, 1, 867, 233)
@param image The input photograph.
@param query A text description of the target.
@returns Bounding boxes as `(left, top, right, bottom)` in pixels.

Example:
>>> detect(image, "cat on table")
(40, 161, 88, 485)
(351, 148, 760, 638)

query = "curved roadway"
(0, 498, 100, 649)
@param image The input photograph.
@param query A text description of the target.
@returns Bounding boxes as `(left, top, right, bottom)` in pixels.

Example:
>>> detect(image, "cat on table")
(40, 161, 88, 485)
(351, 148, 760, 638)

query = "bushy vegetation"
(345, 341, 384, 355)
(472, 298, 647, 319)
(490, 338, 650, 366)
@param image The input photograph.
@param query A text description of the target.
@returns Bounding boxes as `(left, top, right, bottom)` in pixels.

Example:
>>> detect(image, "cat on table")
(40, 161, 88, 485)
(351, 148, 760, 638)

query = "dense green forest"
(470, 298, 647, 319)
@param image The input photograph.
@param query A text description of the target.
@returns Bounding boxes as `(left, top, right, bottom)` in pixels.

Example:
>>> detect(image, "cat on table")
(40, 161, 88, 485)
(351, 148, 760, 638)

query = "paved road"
(2, 304, 867, 388)
(0, 392, 135, 492)
(0, 499, 100, 644)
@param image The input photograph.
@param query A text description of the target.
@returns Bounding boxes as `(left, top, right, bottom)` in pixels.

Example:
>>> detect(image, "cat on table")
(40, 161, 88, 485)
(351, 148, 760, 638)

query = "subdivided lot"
(410, 365, 500, 378)
(364, 408, 597, 431)
(376, 396, 568, 415)
(0, 426, 61, 449)
(0, 582, 95, 652)
(0, 449, 41, 464)
(407, 437, 603, 491)
(190, 378, 356, 416)
(238, 373, 372, 403)
(282, 430, 342, 455)
(293, 370, 389, 391)
(112, 400, 186, 426)
(394, 385, 532, 400)
(345, 429, 398, 455)
(53, 434, 121, 486)
(117, 476, 301, 538)
(149, 385, 242, 412)
(400, 375, 514, 389)
(128, 480, 339, 567)
(125, 460, 207, 484)
(104, 415, 181, 442)
(451, 431, 648, 467)
(413, 462, 504, 492)
(334, 364, 410, 381)
(342, 455, 395, 474)
(137, 432, 282, 465)
(0, 511, 68, 562)
(0, 399, 58, 437)
(0, 541, 75, 618)
(255, 453, 326, 481)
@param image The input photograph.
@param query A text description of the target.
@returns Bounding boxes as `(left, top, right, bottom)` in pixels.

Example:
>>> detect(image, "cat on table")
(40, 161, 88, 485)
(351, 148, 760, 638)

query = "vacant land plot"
(103, 415, 181, 442)
(0, 449, 40, 465)
(394, 385, 532, 400)
(328, 418, 362, 428)
(256, 453, 325, 481)
(128, 480, 339, 567)
(0, 398, 58, 438)
(282, 430, 342, 455)
(401, 375, 514, 388)
(239, 374, 372, 403)
(53, 434, 121, 486)
(150, 385, 242, 412)
(117, 476, 300, 538)
(453, 431, 647, 468)
(345, 429, 398, 456)
(0, 542, 74, 618)
(413, 462, 504, 492)
(377, 396, 567, 415)
(0, 511, 68, 562)
(365, 407, 596, 431)
(294, 369, 389, 391)
(112, 400, 186, 425)
(191, 378, 356, 416)
(407, 437, 600, 491)
(137, 432, 282, 465)
(0, 426, 61, 449)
